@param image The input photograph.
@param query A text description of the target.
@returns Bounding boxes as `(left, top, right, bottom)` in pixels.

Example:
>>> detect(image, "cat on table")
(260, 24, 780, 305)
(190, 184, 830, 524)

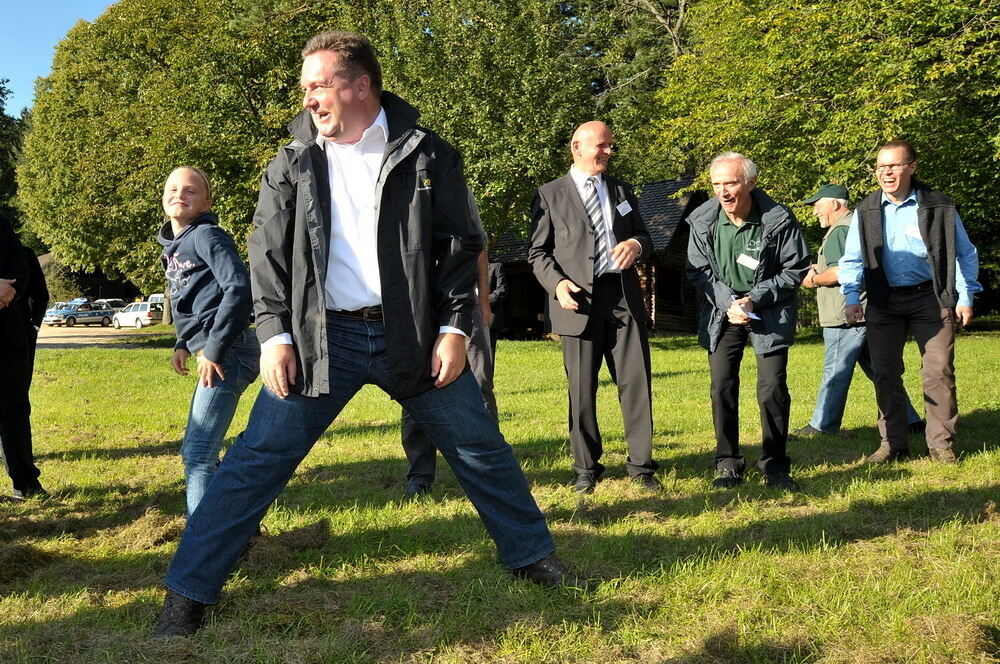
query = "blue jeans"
(181, 328, 260, 516)
(808, 325, 920, 434)
(166, 314, 554, 604)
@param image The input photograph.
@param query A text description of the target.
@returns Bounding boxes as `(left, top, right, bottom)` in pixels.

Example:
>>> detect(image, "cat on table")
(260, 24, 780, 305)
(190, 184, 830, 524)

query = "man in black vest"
(839, 140, 981, 463)
(529, 121, 659, 495)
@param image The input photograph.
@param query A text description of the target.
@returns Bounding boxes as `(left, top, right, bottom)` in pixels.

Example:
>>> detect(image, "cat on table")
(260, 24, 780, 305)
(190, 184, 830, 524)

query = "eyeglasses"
(874, 161, 914, 173)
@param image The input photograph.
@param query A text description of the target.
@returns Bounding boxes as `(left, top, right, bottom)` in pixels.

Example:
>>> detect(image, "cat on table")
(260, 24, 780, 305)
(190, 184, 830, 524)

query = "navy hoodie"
(158, 212, 253, 362)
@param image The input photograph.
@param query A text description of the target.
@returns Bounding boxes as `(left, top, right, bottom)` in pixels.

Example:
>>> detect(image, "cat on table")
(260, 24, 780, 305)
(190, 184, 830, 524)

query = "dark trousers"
(709, 322, 791, 474)
(560, 274, 656, 479)
(402, 304, 497, 485)
(866, 288, 957, 451)
(0, 311, 41, 491)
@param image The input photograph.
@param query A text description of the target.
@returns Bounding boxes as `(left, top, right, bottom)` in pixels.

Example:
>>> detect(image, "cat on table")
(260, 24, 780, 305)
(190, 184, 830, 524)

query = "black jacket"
(21, 247, 48, 330)
(0, 213, 29, 350)
(158, 212, 253, 362)
(528, 173, 652, 336)
(249, 92, 482, 398)
(686, 189, 810, 354)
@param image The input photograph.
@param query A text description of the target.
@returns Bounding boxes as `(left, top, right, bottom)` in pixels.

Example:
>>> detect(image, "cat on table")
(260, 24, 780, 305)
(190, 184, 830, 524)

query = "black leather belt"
(890, 280, 932, 293)
(327, 306, 383, 321)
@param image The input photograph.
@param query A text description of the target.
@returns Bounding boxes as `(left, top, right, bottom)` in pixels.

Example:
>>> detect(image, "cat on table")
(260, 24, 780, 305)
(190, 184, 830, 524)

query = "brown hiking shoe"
(865, 445, 909, 464)
(928, 448, 957, 463)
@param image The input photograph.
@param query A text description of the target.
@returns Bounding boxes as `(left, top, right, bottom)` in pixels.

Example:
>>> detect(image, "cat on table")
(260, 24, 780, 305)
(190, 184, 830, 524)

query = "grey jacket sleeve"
(748, 214, 811, 309)
(248, 148, 297, 343)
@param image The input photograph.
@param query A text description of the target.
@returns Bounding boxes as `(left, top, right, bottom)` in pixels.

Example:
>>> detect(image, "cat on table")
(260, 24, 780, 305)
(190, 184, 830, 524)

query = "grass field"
(2, 327, 998, 663)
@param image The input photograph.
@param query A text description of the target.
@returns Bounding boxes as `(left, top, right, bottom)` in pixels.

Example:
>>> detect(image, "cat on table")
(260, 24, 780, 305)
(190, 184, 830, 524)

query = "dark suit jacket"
(487, 262, 507, 331)
(528, 173, 651, 336)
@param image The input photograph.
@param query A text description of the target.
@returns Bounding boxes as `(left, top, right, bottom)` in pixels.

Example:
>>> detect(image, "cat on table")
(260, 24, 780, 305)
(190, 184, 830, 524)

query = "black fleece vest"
(855, 181, 958, 308)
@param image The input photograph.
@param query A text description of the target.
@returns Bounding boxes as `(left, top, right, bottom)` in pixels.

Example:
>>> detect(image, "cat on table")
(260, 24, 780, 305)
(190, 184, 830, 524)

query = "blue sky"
(1, 0, 116, 115)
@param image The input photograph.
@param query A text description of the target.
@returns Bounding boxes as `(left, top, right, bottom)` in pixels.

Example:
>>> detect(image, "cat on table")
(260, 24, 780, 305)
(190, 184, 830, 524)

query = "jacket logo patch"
(418, 178, 432, 191)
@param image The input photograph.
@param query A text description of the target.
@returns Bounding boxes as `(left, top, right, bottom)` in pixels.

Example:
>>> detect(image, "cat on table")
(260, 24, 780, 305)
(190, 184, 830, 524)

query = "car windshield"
(49, 302, 67, 311)
(64, 304, 80, 311)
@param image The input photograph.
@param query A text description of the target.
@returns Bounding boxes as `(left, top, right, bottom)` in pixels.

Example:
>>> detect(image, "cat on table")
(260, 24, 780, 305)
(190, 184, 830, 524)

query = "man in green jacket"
(686, 152, 810, 491)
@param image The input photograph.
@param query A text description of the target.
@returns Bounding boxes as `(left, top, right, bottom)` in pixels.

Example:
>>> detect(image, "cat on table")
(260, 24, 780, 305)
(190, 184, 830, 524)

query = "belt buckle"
(361, 307, 381, 322)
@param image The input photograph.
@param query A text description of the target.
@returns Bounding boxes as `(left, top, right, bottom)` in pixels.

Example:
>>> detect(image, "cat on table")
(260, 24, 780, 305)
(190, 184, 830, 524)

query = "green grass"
(2, 330, 999, 663)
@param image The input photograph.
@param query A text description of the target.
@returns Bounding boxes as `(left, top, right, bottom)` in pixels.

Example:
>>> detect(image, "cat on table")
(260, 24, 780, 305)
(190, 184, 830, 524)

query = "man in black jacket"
(155, 30, 575, 637)
(529, 121, 659, 495)
(0, 212, 45, 500)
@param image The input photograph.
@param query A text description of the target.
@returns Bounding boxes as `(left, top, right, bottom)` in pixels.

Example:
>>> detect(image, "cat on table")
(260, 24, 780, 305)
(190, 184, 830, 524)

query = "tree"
(0, 79, 26, 224)
(18, 0, 631, 288)
(654, 0, 1000, 309)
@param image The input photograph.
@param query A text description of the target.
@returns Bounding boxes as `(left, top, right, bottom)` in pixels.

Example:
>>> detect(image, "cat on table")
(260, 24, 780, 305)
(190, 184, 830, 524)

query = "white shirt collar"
(570, 165, 604, 187)
(315, 107, 389, 151)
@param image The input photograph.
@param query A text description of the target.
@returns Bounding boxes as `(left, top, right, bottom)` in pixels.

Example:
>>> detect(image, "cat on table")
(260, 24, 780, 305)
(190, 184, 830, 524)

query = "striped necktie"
(584, 177, 609, 275)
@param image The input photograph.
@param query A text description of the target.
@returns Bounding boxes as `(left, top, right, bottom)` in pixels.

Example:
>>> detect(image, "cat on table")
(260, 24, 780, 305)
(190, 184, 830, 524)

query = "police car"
(42, 298, 114, 327)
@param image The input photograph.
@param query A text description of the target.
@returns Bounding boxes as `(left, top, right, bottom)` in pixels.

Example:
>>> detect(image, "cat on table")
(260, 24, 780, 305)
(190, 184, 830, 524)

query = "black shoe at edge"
(153, 589, 207, 637)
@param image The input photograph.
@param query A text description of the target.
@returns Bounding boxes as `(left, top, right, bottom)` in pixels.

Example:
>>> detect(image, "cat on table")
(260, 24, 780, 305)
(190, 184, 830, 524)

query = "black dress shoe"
(764, 472, 801, 492)
(153, 589, 207, 637)
(514, 553, 585, 588)
(404, 482, 432, 499)
(572, 474, 596, 495)
(632, 473, 662, 492)
(11, 483, 48, 500)
(711, 468, 743, 489)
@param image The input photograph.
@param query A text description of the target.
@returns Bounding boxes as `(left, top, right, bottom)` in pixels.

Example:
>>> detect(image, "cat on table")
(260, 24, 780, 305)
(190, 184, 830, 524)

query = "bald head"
(571, 121, 613, 176)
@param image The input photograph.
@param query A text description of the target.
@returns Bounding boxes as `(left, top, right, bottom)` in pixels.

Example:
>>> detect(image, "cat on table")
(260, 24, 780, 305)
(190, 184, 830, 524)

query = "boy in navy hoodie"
(158, 167, 260, 515)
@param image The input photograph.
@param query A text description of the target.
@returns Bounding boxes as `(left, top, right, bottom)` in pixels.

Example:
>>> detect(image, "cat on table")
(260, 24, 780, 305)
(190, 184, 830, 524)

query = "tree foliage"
(19, 0, 669, 290)
(654, 0, 1000, 306)
(0, 79, 26, 224)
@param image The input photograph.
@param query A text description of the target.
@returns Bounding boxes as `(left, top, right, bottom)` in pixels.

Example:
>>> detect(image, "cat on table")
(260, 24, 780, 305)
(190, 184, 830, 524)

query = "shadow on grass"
(2, 477, 997, 661)
(34, 439, 182, 462)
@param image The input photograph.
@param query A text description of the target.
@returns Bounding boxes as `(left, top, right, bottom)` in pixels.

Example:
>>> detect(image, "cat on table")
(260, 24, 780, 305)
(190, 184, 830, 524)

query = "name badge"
(737, 253, 760, 270)
(616, 200, 632, 216)
(904, 225, 923, 240)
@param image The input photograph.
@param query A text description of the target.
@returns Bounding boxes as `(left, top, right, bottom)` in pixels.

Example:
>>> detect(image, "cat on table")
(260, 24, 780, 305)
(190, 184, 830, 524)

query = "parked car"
(113, 301, 164, 329)
(95, 298, 127, 312)
(43, 301, 114, 327)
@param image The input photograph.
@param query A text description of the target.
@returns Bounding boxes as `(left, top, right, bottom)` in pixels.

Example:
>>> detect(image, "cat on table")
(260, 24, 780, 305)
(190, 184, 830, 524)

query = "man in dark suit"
(486, 260, 507, 357)
(0, 212, 45, 500)
(528, 121, 659, 494)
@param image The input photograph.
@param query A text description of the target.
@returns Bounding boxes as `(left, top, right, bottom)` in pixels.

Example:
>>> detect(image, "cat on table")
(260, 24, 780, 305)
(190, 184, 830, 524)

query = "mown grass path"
(2, 329, 998, 662)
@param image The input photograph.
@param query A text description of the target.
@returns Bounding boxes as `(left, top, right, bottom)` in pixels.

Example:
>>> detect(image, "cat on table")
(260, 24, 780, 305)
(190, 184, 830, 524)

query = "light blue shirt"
(840, 189, 981, 307)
